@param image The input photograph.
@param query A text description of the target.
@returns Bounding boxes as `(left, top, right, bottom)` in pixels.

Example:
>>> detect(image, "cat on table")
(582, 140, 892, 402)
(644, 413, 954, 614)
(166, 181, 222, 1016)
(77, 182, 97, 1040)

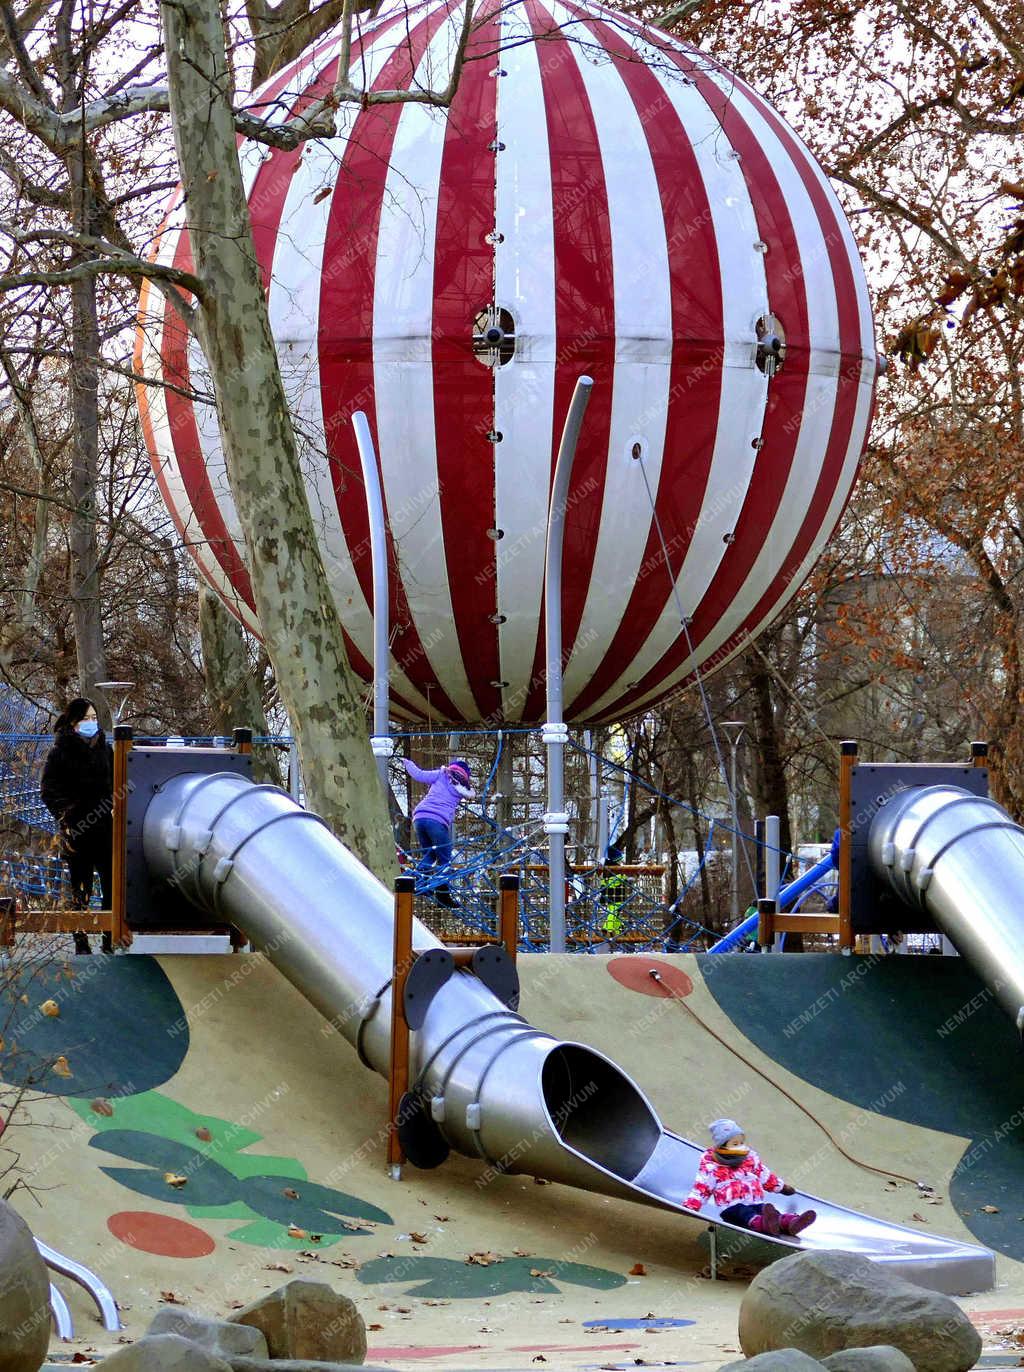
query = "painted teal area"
(357, 1254, 628, 1297)
(699, 953, 1024, 1259)
(1, 956, 186, 1096)
(72, 1089, 392, 1249)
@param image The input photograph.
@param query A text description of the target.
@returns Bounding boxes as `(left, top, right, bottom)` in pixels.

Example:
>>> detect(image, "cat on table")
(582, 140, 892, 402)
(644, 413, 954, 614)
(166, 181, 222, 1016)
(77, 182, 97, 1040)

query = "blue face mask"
(77, 719, 99, 738)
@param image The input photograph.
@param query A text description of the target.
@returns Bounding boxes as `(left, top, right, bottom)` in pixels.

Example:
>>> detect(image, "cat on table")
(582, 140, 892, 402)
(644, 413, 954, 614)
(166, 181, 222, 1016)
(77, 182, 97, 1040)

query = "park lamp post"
(719, 719, 747, 924)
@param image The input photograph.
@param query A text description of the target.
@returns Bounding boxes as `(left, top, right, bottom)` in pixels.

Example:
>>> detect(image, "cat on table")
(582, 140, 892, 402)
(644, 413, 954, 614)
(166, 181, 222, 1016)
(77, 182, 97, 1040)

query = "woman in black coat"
(40, 697, 114, 954)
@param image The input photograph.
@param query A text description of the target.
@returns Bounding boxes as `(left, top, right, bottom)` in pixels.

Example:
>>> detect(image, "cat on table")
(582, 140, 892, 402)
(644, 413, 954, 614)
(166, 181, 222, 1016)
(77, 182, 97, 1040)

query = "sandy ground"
(9, 952, 1024, 1370)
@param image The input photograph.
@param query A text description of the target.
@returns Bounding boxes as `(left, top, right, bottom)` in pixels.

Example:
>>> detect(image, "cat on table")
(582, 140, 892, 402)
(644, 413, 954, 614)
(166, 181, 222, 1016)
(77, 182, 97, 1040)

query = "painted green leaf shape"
(356, 1255, 627, 1299)
(88, 1130, 392, 1235)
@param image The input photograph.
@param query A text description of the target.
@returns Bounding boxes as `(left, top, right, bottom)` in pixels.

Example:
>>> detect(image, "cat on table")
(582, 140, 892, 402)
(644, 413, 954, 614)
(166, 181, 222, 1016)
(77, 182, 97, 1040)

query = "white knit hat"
(709, 1118, 743, 1147)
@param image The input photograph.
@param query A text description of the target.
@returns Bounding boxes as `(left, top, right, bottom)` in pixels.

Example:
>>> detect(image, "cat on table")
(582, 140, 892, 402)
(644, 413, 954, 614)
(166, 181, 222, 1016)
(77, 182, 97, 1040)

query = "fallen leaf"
(312, 186, 332, 204)
(911, 1212, 927, 1223)
(70, 1353, 95, 1363)
(513, 1247, 532, 1257)
(309, 1234, 322, 1243)
(466, 1251, 504, 1266)
(395, 1305, 411, 1313)
(51, 1055, 72, 1078)
(434, 1214, 450, 1222)
(91, 1098, 114, 1117)
(40, 999, 60, 1017)
(409, 1232, 428, 1244)
(532, 1358, 547, 1364)
(533, 1177, 549, 1185)
(530, 1268, 554, 1278)
(160, 1291, 183, 1304)
(195, 1127, 213, 1142)
(283, 1187, 299, 1199)
(265, 1264, 292, 1273)
(982, 1205, 1001, 1214)
(287, 1225, 306, 1238)
(628, 1262, 647, 1276)
(368, 1323, 383, 1331)
(164, 1173, 188, 1189)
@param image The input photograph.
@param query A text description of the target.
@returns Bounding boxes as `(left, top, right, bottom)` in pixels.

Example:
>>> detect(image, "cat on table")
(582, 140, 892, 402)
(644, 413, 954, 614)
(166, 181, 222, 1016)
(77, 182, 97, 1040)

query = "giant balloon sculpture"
(137, 0, 876, 725)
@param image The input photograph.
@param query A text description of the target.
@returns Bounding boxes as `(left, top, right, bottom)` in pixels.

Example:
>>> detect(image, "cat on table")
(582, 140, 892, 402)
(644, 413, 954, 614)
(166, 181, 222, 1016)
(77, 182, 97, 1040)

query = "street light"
(719, 720, 747, 924)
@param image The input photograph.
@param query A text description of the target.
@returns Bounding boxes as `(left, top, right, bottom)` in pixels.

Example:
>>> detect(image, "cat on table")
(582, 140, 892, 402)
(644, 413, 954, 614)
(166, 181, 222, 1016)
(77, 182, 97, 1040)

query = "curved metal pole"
(49, 1281, 73, 1340)
(353, 411, 392, 786)
(35, 1238, 120, 1331)
(543, 376, 593, 953)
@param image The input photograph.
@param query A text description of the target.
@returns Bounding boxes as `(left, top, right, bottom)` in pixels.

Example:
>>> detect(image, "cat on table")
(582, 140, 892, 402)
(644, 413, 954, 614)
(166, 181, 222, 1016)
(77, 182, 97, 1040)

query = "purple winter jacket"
(403, 759, 475, 827)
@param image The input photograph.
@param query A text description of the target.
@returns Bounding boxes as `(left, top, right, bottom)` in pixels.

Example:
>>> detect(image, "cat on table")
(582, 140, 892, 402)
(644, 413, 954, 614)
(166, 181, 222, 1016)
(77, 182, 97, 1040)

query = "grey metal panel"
(140, 770, 995, 1293)
(125, 748, 252, 928)
(869, 783, 1024, 1033)
(850, 763, 987, 933)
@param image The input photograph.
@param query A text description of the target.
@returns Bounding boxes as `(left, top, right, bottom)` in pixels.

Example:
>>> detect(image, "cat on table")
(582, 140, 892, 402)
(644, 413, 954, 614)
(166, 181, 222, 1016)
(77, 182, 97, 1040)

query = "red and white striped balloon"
(137, 0, 876, 724)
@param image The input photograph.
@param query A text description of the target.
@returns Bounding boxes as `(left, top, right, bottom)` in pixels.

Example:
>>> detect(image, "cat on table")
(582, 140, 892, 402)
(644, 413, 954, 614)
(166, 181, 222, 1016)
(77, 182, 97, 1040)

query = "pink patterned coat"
(683, 1148, 786, 1212)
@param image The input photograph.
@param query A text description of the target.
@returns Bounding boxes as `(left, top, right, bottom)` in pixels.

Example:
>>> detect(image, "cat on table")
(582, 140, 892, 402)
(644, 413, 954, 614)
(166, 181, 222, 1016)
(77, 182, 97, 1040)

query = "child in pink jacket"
(683, 1118, 816, 1237)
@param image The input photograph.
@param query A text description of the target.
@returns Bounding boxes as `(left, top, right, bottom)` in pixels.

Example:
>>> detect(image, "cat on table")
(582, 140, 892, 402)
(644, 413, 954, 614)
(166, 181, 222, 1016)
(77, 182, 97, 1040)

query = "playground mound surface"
(7, 950, 1024, 1370)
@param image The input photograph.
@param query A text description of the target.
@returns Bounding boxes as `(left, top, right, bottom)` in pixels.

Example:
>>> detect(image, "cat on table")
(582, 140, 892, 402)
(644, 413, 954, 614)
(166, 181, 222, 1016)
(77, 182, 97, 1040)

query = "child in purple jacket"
(402, 757, 475, 908)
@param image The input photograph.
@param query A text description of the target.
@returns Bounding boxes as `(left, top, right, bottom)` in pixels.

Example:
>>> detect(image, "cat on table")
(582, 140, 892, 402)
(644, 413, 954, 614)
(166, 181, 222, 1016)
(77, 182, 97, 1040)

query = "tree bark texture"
(162, 0, 395, 878)
(198, 583, 280, 784)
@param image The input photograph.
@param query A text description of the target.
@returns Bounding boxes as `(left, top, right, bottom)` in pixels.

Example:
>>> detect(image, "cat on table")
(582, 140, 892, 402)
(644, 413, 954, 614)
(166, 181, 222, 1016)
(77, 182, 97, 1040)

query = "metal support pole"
(838, 740, 857, 952)
(388, 875, 416, 1180)
(543, 375, 593, 954)
(111, 726, 133, 949)
(764, 814, 781, 952)
(353, 410, 393, 787)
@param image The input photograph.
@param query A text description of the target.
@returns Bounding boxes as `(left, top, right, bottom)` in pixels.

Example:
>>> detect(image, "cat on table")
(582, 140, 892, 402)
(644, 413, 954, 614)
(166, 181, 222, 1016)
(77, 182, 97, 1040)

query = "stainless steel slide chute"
(141, 769, 995, 1294)
(869, 784, 1024, 1033)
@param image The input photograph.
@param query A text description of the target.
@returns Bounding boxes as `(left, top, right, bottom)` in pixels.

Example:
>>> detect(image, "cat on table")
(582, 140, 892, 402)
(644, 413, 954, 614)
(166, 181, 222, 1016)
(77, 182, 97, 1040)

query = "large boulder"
(148, 1308, 268, 1358)
(0, 1199, 51, 1372)
(95, 1333, 231, 1371)
(719, 1354, 826, 1371)
(821, 1350, 917, 1371)
(229, 1280, 366, 1364)
(738, 1250, 982, 1372)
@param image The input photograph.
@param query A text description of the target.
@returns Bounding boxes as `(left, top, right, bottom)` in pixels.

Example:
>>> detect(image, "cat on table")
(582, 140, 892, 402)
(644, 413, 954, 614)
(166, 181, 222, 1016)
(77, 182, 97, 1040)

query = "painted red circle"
(107, 1211, 215, 1258)
(607, 956, 693, 999)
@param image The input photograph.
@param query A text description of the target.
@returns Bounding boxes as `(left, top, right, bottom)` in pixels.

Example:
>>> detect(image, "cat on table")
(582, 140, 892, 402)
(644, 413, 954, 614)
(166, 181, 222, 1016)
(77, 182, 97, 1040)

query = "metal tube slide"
(141, 771, 994, 1293)
(869, 784, 1024, 1033)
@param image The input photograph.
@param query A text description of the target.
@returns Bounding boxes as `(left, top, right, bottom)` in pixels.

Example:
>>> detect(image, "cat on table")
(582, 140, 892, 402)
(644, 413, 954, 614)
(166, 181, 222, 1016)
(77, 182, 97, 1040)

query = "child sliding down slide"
(683, 1118, 817, 1238)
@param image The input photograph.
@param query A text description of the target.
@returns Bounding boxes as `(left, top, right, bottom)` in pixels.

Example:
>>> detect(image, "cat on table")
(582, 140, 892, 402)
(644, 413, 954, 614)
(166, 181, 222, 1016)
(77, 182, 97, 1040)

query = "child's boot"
(757, 1203, 782, 1236)
(781, 1209, 817, 1236)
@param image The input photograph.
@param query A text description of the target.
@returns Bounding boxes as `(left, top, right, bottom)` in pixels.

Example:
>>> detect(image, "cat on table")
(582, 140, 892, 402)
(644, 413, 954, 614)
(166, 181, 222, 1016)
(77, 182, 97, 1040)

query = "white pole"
(765, 814, 781, 953)
(543, 376, 594, 954)
(352, 411, 392, 786)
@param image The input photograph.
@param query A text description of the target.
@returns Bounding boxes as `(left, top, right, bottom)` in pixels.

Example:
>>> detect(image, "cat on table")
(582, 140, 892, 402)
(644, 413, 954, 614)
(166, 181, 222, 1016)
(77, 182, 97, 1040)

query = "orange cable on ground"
(648, 968, 924, 1188)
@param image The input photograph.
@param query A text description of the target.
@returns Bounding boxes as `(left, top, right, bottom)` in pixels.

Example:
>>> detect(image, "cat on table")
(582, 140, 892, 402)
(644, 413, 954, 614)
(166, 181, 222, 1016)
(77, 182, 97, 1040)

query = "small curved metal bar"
(36, 1239, 120, 1331)
(49, 1281, 73, 1340)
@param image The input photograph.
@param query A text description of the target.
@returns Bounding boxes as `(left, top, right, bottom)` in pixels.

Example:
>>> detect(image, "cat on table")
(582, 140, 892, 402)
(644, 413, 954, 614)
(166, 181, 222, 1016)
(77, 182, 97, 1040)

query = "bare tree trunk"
(199, 584, 281, 784)
(67, 161, 108, 705)
(162, 0, 394, 878)
(747, 649, 793, 856)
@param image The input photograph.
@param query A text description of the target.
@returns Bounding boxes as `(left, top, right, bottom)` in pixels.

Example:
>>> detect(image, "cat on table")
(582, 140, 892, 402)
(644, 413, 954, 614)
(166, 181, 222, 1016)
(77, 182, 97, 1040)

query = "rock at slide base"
(821, 1349, 918, 1371)
(738, 1249, 982, 1372)
(228, 1279, 366, 1364)
(147, 1307, 269, 1358)
(0, 1199, 52, 1372)
(92, 1333, 232, 1371)
(719, 1352, 827, 1370)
